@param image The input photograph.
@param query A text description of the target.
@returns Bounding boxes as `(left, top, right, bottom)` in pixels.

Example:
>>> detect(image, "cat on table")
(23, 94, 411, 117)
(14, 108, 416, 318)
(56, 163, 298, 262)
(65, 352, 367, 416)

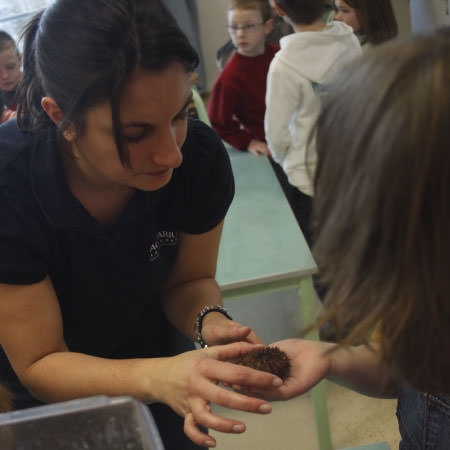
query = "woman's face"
(335, 0, 360, 33)
(65, 63, 191, 193)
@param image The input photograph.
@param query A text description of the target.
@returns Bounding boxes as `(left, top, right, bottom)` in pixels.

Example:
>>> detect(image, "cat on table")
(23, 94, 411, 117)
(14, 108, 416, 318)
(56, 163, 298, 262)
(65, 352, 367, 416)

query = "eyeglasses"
(228, 23, 265, 33)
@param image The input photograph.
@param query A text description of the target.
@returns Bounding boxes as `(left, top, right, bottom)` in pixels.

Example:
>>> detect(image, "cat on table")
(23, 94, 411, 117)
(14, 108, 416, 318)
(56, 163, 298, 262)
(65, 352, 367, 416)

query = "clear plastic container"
(0, 395, 164, 449)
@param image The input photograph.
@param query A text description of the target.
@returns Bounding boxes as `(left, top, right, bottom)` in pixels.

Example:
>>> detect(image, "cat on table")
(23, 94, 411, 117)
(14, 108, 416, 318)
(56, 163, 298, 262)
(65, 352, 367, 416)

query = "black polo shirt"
(0, 118, 234, 400)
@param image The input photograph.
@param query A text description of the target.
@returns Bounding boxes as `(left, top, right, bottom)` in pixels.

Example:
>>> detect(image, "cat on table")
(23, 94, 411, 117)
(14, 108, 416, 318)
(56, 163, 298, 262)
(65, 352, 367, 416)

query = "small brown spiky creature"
(235, 346, 291, 380)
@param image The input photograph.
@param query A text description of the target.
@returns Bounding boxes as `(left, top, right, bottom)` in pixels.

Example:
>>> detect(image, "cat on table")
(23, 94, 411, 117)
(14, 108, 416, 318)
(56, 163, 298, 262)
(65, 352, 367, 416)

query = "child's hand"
(0, 109, 16, 124)
(248, 139, 270, 156)
(239, 339, 333, 401)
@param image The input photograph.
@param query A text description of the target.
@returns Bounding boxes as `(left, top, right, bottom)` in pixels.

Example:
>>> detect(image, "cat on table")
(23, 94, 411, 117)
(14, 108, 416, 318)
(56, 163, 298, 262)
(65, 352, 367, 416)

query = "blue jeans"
(397, 386, 450, 449)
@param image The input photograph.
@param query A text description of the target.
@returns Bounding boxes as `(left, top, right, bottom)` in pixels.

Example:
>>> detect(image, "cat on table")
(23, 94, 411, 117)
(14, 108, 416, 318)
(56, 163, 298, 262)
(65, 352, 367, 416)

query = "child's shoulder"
(266, 42, 280, 55)
(216, 54, 242, 81)
(211, 55, 245, 92)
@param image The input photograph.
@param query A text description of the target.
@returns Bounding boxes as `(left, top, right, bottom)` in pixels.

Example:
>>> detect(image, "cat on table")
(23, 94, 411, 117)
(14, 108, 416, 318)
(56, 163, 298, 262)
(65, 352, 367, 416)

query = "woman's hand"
(201, 312, 264, 345)
(243, 339, 335, 401)
(152, 342, 282, 448)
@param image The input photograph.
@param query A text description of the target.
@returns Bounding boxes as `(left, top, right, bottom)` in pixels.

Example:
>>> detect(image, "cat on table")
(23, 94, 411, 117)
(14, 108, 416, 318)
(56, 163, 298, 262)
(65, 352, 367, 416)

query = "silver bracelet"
(194, 305, 232, 348)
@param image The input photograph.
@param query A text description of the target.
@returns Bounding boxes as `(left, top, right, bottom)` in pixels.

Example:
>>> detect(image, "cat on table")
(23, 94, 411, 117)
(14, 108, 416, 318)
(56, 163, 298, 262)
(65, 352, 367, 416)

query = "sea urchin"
(235, 346, 291, 380)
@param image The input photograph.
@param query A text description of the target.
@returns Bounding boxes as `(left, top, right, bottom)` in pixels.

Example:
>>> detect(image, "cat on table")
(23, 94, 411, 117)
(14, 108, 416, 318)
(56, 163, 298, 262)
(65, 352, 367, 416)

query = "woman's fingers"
(195, 376, 273, 414)
(203, 319, 264, 346)
(230, 325, 253, 340)
(202, 351, 283, 390)
(242, 329, 264, 345)
(207, 324, 253, 345)
(205, 341, 263, 361)
(184, 400, 250, 448)
(237, 385, 292, 401)
(190, 398, 247, 434)
(181, 345, 286, 447)
(184, 412, 216, 448)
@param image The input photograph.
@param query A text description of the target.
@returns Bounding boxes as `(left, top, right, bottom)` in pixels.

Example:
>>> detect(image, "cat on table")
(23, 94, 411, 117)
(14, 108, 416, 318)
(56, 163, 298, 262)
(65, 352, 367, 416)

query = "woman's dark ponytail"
(16, 11, 49, 131)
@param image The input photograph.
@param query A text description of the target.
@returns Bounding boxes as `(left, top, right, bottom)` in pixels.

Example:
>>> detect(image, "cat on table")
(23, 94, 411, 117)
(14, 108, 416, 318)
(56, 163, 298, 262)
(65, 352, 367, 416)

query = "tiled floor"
(210, 289, 402, 449)
(212, 381, 400, 449)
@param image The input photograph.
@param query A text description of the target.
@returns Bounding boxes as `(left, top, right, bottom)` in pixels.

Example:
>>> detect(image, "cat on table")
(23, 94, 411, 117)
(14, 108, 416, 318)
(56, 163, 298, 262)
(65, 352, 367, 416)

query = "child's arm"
(326, 342, 400, 397)
(248, 139, 270, 156)
(265, 65, 302, 163)
(245, 339, 400, 401)
(207, 79, 255, 151)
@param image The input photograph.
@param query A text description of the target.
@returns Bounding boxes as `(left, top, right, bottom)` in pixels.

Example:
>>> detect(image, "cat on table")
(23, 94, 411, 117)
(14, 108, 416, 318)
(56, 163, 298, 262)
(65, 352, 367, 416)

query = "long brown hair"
(313, 29, 450, 395)
(345, 0, 398, 45)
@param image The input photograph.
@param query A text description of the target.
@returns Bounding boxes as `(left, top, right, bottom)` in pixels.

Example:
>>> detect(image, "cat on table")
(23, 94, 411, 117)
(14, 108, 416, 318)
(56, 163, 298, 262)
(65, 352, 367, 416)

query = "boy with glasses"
(207, 0, 278, 155)
(215, 8, 293, 71)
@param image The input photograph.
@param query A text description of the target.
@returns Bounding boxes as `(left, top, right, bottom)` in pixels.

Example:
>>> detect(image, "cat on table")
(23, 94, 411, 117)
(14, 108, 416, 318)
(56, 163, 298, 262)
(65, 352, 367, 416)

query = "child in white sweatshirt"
(265, 0, 361, 244)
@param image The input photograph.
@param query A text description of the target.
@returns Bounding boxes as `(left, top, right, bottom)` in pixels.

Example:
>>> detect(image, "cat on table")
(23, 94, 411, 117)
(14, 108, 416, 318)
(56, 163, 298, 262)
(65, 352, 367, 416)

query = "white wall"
(392, 0, 412, 36)
(410, 0, 450, 32)
(196, 0, 229, 92)
(196, 0, 412, 92)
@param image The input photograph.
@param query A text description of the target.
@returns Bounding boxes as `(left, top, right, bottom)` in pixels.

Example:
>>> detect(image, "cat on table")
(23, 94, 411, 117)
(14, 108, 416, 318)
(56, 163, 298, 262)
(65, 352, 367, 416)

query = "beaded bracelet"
(194, 305, 233, 348)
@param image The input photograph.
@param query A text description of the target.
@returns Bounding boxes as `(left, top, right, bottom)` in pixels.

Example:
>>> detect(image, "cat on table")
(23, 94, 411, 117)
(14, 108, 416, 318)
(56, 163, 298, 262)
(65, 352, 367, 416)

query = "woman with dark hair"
(0, 1, 282, 448)
(250, 28, 450, 448)
(335, 0, 398, 47)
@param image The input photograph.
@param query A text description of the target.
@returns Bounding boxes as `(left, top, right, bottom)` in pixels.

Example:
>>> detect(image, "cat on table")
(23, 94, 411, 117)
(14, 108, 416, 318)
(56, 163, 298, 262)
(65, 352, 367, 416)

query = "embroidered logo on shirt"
(147, 231, 178, 261)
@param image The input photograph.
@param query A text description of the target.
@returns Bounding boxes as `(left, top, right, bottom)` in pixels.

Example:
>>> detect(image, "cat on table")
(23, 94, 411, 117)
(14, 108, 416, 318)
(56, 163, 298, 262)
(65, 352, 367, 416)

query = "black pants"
(268, 158, 313, 248)
(268, 159, 330, 303)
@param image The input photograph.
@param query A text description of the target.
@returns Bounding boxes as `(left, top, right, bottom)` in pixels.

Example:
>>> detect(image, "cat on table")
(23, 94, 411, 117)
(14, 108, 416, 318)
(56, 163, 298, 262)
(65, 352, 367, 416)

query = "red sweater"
(207, 43, 279, 151)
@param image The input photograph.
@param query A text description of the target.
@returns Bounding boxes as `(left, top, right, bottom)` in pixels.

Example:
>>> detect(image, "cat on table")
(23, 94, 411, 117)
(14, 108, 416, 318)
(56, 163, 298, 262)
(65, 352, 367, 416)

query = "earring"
(63, 129, 76, 141)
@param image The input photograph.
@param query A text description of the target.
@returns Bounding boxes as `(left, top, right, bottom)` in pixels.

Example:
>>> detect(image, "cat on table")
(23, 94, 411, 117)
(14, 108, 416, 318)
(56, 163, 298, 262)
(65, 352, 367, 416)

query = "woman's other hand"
(201, 312, 264, 345)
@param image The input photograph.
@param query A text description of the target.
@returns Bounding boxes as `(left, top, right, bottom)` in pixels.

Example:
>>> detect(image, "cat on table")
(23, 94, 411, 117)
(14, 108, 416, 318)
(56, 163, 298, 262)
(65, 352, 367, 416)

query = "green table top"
(216, 148, 317, 291)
